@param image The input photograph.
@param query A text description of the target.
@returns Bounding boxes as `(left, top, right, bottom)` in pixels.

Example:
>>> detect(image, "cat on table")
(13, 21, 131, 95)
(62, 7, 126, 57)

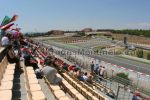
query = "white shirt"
(1, 36, 9, 46)
(82, 75, 88, 81)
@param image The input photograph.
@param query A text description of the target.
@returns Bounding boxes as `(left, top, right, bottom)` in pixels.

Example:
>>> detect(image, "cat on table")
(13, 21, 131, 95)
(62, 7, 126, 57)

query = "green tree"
(78, 32, 85, 36)
(147, 52, 150, 60)
(136, 50, 143, 58)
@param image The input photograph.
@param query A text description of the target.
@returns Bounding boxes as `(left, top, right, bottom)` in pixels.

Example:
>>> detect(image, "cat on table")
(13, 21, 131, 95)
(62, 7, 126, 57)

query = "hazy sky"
(0, 0, 150, 32)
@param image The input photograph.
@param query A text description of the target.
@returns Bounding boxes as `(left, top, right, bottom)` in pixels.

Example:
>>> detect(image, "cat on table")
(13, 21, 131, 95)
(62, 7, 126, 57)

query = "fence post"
(136, 73, 140, 89)
(116, 85, 120, 100)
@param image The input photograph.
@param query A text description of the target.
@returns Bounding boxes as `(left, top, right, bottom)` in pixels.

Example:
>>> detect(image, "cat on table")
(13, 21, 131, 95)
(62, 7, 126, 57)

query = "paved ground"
(38, 79, 56, 100)
(12, 61, 27, 100)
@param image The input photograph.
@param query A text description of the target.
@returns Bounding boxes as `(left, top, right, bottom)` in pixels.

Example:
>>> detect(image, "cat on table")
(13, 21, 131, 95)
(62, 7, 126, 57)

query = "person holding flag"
(0, 14, 18, 44)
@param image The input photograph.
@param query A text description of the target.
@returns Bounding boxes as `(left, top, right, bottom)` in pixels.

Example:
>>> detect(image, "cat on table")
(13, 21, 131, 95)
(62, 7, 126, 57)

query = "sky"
(0, 0, 150, 33)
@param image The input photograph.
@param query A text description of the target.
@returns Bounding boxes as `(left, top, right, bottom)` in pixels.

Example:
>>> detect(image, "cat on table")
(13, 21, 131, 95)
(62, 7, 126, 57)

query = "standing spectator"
(90, 61, 95, 74)
(99, 66, 105, 80)
(94, 63, 99, 74)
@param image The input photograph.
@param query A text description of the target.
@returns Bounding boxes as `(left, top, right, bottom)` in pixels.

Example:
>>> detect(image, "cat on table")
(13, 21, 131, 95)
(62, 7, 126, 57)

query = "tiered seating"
(62, 72, 104, 100)
(24, 66, 46, 100)
(35, 51, 72, 100)
(52, 55, 108, 100)
(44, 76, 71, 100)
(34, 44, 110, 100)
(0, 56, 15, 100)
(50, 56, 102, 100)
(93, 80, 113, 95)
(57, 74, 86, 100)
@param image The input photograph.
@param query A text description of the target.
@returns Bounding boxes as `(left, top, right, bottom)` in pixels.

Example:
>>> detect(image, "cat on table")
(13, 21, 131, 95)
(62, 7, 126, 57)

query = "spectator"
(76, 69, 84, 81)
(13, 40, 20, 50)
(1, 34, 10, 46)
(24, 54, 38, 70)
(61, 63, 68, 71)
(75, 62, 80, 68)
(82, 72, 88, 81)
(90, 61, 95, 74)
(73, 67, 80, 78)
(94, 63, 99, 74)
(68, 65, 75, 71)
(42, 58, 62, 85)
(87, 72, 93, 84)
(132, 93, 139, 100)
(99, 66, 105, 78)
(7, 45, 21, 70)
(23, 47, 38, 70)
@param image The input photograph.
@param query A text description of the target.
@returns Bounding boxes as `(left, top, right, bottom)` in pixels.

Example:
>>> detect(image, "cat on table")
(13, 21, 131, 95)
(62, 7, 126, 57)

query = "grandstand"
(0, 36, 150, 100)
(0, 43, 112, 100)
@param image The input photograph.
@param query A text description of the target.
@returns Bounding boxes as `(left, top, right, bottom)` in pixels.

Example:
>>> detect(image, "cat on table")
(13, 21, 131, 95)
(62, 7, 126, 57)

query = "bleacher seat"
(26, 67, 34, 70)
(28, 74, 36, 79)
(1, 75, 14, 82)
(28, 77, 39, 84)
(54, 90, 66, 99)
(29, 84, 42, 92)
(25, 65, 46, 100)
(75, 93, 86, 100)
(59, 96, 70, 100)
(31, 91, 46, 100)
(27, 70, 35, 74)
(0, 61, 15, 100)
(7, 64, 15, 70)
(4, 69, 15, 75)
(0, 81, 13, 90)
(50, 85, 61, 91)
(0, 90, 12, 100)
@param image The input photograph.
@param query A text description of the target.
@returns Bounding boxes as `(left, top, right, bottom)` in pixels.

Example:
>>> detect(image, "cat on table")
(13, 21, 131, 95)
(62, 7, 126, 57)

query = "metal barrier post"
(116, 85, 120, 100)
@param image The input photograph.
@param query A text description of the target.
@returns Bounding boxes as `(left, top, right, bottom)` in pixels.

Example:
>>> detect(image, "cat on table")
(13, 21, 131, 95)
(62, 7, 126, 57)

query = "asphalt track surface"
(45, 41, 150, 75)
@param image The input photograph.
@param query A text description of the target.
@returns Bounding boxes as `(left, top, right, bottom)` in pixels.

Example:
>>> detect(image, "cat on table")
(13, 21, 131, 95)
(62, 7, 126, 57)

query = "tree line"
(110, 29, 150, 37)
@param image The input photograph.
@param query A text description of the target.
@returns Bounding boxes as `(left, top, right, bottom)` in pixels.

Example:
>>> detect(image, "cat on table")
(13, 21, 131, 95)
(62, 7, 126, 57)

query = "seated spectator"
(132, 93, 139, 100)
(68, 65, 75, 71)
(32, 46, 38, 56)
(60, 62, 68, 71)
(68, 69, 74, 75)
(13, 40, 20, 50)
(87, 73, 93, 84)
(23, 47, 38, 70)
(75, 62, 80, 69)
(72, 68, 79, 78)
(76, 69, 84, 81)
(82, 72, 88, 81)
(42, 58, 62, 85)
(7, 45, 21, 69)
(1, 34, 10, 47)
